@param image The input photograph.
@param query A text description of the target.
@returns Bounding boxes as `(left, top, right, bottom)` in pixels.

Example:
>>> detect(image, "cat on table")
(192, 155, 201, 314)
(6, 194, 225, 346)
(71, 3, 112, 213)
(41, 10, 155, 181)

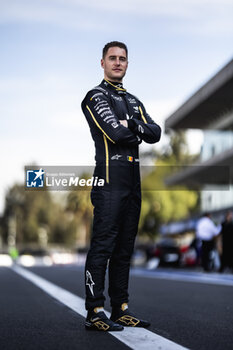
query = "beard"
(106, 70, 126, 82)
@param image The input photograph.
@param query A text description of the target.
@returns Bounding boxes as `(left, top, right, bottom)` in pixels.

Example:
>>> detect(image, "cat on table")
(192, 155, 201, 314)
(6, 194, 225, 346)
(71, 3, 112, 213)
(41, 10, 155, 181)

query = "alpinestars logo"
(86, 270, 95, 296)
(111, 154, 122, 160)
(126, 114, 133, 120)
(138, 125, 144, 133)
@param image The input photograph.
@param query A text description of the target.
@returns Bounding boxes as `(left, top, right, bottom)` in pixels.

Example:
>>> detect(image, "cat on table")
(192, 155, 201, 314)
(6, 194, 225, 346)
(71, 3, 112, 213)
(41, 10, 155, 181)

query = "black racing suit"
(81, 79, 161, 310)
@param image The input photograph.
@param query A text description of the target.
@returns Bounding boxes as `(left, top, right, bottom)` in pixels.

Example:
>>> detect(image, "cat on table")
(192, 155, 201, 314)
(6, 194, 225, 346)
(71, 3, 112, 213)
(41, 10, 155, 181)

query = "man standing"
(196, 213, 221, 272)
(81, 41, 161, 331)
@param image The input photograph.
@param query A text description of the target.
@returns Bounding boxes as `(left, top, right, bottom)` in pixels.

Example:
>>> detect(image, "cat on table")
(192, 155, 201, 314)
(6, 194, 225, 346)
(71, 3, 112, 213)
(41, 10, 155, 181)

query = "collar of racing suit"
(102, 79, 127, 95)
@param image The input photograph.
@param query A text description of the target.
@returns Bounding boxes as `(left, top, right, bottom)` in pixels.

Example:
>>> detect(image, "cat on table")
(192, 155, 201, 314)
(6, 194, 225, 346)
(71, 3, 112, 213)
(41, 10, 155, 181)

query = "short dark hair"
(102, 41, 128, 59)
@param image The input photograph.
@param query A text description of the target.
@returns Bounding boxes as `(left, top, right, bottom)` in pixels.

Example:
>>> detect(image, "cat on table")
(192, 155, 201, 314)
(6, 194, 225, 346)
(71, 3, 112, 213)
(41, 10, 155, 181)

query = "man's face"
(101, 46, 128, 83)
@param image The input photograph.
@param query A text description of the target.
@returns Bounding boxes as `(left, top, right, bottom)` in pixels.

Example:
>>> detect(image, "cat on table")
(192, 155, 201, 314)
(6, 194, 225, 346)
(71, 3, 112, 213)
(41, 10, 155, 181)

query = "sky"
(1, 0, 233, 214)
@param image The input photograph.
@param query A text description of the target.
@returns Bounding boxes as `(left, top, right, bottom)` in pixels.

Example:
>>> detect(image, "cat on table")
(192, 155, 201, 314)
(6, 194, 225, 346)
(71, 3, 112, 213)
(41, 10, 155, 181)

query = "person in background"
(219, 211, 233, 273)
(196, 213, 221, 272)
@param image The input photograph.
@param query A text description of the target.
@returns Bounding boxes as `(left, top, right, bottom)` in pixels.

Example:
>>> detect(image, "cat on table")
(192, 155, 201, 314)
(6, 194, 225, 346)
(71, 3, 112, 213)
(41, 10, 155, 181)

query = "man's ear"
(101, 59, 104, 68)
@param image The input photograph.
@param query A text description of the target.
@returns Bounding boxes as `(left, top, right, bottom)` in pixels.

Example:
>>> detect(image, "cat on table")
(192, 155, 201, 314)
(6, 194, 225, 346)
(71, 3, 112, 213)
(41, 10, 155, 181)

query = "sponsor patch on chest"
(128, 97, 137, 104)
(111, 94, 123, 101)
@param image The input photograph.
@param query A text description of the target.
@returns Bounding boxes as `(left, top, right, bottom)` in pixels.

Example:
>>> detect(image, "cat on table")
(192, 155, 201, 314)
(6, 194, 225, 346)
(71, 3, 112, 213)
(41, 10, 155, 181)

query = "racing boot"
(85, 307, 124, 331)
(110, 303, 150, 328)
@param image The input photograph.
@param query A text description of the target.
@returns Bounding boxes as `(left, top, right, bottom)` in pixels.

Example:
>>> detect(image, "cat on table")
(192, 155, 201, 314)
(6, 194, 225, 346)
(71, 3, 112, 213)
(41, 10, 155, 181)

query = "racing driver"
(81, 41, 161, 332)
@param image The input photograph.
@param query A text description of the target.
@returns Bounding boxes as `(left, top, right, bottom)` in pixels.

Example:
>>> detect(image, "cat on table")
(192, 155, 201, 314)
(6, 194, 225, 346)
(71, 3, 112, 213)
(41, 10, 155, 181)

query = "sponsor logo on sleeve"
(104, 115, 114, 121)
(90, 92, 104, 100)
(138, 125, 144, 133)
(96, 107, 110, 114)
(101, 111, 112, 117)
(94, 101, 108, 110)
(111, 122, 118, 128)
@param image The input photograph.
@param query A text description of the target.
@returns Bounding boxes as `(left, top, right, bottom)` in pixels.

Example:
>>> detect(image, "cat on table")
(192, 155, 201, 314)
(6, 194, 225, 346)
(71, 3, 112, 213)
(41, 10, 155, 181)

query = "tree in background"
(138, 130, 199, 239)
(3, 184, 52, 245)
(2, 184, 79, 247)
(1, 172, 94, 248)
(66, 189, 93, 246)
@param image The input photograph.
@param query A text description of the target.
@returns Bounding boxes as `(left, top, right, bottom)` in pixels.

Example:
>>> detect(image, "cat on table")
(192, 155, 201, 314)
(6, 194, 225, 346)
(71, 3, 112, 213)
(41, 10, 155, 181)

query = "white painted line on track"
(131, 269, 233, 287)
(12, 265, 188, 350)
